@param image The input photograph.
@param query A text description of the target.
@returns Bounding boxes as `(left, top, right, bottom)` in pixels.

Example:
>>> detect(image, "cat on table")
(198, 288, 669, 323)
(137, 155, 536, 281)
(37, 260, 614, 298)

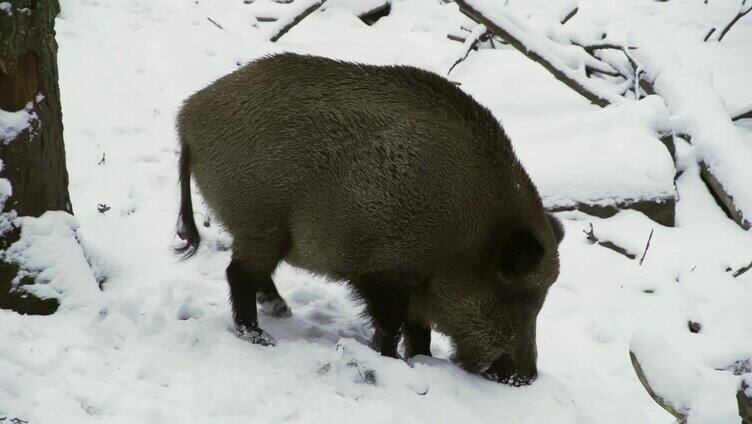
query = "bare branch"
(560, 6, 578, 25)
(718, 1, 752, 41)
(731, 104, 752, 121)
(639, 229, 654, 265)
(704, 0, 752, 42)
(727, 261, 752, 278)
(447, 34, 468, 43)
(269, 0, 327, 42)
(447, 25, 487, 75)
(206, 17, 224, 30)
(256, 16, 279, 23)
(454, 0, 621, 107)
(583, 223, 636, 259)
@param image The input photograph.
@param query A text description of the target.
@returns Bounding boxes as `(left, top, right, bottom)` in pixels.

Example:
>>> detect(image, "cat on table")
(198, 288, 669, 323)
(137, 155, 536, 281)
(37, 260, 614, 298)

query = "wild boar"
(175, 53, 564, 385)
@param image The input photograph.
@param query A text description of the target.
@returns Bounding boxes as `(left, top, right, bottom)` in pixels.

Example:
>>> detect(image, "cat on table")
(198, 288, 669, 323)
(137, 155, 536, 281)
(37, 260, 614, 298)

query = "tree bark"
(0, 0, 70, 314)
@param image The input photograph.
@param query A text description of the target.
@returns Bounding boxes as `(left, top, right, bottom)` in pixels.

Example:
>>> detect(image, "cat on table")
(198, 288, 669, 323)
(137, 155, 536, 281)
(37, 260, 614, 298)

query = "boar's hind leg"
(355, 282, 410, 358)
(226, 254, 277, 346)
(403, 320, 432, 358)
(256, 280, 292, 318)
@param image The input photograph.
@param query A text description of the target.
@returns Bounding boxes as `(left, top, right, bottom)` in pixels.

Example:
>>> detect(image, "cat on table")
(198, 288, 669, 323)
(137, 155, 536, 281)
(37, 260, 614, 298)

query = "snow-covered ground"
(1, 0, 751, 422)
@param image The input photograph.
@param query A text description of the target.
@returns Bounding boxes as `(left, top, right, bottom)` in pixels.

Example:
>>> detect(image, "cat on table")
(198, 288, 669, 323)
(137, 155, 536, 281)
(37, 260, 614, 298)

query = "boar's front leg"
(355, 280, 411, 358)
(403, 319, 432, 358)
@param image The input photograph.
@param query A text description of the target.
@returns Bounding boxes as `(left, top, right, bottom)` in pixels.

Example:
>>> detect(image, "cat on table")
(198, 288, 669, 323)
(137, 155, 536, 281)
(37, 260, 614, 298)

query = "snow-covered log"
(268, 0, 327, 42)
(630, 330, 742, 423)
(511, 97, 677, 226)
(628, 28, 752, 230)
(454, 0, 626, 107)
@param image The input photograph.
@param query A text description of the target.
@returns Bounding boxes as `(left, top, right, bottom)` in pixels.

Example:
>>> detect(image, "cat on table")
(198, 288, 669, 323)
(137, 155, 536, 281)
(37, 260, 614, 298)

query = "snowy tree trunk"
(0, 0, 70, 314)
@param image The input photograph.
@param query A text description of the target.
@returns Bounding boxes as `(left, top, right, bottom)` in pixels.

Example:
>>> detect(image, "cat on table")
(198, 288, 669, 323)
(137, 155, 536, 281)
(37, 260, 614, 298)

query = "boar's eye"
(497, 228, 544, 281)
(547, 214, 565, 245)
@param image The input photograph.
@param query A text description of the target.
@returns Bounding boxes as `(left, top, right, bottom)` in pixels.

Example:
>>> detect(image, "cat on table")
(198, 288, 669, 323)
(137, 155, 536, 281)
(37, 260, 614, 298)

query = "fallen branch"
(560, 5, 578, 25)
(206, 17, 224, 30)
(638, 229, 654, 265)
(731, 104, 752, 121)
(705, 0, 752, 42)
(447, 24, 487, 75)
(583, 223, 636, 259)
(726, 261, 752, 278)
(454, 0, 624, 107)
(256, 16, 279, 23)
(269, 0, 327, 42)
(447, 34, 468, 43)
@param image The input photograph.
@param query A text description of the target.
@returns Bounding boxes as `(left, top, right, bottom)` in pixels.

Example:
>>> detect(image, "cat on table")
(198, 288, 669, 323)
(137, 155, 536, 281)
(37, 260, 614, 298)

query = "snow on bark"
(628, 27, 752, 230)
(0, 159, 11, 211)
(2, 211, 100, 310)
(0, 102, 37, 143)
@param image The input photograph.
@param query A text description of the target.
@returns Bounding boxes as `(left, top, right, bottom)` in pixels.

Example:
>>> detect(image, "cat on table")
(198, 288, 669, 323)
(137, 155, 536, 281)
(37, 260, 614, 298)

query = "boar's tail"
(175, 142, 200, 258)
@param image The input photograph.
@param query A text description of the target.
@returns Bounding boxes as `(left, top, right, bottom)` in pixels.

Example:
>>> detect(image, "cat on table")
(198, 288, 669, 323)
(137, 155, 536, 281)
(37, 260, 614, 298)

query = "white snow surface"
(512, 96, 675, 209)
(1, 0, 751, 423)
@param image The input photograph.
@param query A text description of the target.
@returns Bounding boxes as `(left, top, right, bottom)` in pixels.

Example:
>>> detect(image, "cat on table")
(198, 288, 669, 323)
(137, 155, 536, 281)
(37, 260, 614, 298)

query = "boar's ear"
(498, 229, 544, 280)
(548, 214, 565, 245)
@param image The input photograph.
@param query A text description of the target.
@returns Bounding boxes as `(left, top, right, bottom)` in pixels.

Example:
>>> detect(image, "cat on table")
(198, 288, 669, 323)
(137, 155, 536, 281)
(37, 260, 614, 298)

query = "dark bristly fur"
(175, 53, 564, 385)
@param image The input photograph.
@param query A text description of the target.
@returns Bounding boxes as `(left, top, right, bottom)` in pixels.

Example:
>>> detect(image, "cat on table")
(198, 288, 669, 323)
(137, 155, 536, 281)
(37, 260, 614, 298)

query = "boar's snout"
(483, 349, 538, 386)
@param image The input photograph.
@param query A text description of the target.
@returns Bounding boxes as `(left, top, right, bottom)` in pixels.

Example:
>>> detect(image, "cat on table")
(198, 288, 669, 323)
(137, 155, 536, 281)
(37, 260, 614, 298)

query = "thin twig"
(447, 25, 487, 75)
(718, 1, 752, 41)
(560, 6, 578, 24)
(639, 229, 654, 266)
(731, 103, 752, 121)
(206, 17, 224, 30)
(704, 0, 752, 42)
(727, 261, 752, 278)
(584, 223, 637, 260)
(447, 34, 468, 43)
(269, 0, 327, 42)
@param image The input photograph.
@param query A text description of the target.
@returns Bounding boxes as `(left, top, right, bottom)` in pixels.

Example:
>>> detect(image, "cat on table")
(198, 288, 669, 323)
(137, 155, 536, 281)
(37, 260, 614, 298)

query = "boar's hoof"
(482, 371, 536, 387)
(369, 328, 400, 358)
(236, 325, 276, 346)
(257, 295, 293, 318)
